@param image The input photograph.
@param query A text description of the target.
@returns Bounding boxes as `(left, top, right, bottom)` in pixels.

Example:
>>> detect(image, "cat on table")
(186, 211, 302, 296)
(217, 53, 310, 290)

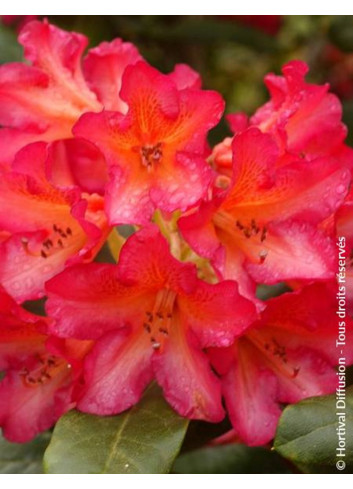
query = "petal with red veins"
(224, 128, 350, 223)
(179, 279, 257, 348)
(0, 194, 107, 302)
(77, 329, 153, 415)
(46, 262, 150, 340)
(0, 144, 81, 234)
(74, 62, 224, 222)
(226, 128, 278, 204)
(153, 326, 224, 422)
(117, 226, 197, 293)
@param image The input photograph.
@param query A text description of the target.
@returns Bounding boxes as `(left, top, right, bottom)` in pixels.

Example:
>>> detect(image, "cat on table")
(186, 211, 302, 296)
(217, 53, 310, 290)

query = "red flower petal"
(83, 38, 142, 112)
(179, 279, 257, 347)
(0, 364, 73, 442)
(219, 341, 281, 446)
(74, 62, 224, 223)
(77, 329, 153, 415)
(153, 327, 224, 422)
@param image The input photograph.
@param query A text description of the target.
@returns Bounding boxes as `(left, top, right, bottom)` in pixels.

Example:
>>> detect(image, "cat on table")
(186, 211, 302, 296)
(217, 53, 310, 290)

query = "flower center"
(143, 289, 177, 350)
(21, 223, 77, 259)
(246, 330, 300, 379)
(213, 210, 269, 264)
(19, 354, 70, 387)
(140, 143, 163, 172)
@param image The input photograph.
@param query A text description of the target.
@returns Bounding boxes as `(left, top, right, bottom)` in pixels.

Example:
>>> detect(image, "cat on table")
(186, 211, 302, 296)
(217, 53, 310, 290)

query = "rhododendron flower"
(45, 226, 256, 422)
(0, 20, 142, 167)
(0, 142, 109, 302)
(215, 61, 353, 176)
(250, 61, 349, 159)
(210, 283, 353, 446)
(74, 61, 225, 225)
(0, 286, 91, 442)
(179, 128, 350, 302)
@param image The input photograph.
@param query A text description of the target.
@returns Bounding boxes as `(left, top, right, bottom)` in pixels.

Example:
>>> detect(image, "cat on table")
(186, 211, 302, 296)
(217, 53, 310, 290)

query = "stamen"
(140, 142, 163, 171)
(247, 331, 301, 381)
(19, 354, 66, 387)
(143, 289, 177, 350)
(259, 250, 268, 264)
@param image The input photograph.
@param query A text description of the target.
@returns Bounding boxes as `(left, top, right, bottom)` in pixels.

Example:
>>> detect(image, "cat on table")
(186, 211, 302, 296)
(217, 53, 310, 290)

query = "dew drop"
(336, 184, 346, 194)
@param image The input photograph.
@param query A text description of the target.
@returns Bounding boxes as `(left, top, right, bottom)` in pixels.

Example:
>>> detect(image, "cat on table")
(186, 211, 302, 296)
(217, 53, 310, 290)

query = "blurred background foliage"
(1, 15, 353, 474)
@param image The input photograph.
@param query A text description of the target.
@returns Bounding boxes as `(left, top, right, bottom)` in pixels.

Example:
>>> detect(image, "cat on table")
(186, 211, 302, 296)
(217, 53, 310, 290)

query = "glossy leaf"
(44, 385, 189, 474)
(274, 387, 353, 473)
(173, 443, 293, 474)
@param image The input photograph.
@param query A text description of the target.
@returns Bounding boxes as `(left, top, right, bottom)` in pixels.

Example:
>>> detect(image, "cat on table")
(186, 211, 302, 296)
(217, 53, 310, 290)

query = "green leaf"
(0, 25, 23, 63)
(173, 443, 293, 474)
(0, 432, 51, 474)
(44, 384, 189, 474)
(274, 387, 353, 473)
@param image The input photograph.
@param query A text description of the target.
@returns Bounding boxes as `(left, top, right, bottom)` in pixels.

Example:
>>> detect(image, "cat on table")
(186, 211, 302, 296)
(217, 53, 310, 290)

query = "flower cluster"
(0, 20, 352, 446)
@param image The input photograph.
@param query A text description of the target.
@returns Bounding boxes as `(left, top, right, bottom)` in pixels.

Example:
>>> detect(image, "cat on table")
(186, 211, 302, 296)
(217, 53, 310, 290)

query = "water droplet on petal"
(336, 184, 346, 194)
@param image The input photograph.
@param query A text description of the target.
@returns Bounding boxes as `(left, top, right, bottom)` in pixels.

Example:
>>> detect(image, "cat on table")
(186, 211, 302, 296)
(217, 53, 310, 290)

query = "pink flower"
(0, 286, 91, 442)
(250, 60, 350, 161)
(216, 61, 353, 173)
(210, 283, 353, 446)
(0, 20, 141, 167)
(0, 142, 109, 302)
(45, 226, 256, 422)
(73, 61, 224, 225)
(179, 128, 350, 303)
